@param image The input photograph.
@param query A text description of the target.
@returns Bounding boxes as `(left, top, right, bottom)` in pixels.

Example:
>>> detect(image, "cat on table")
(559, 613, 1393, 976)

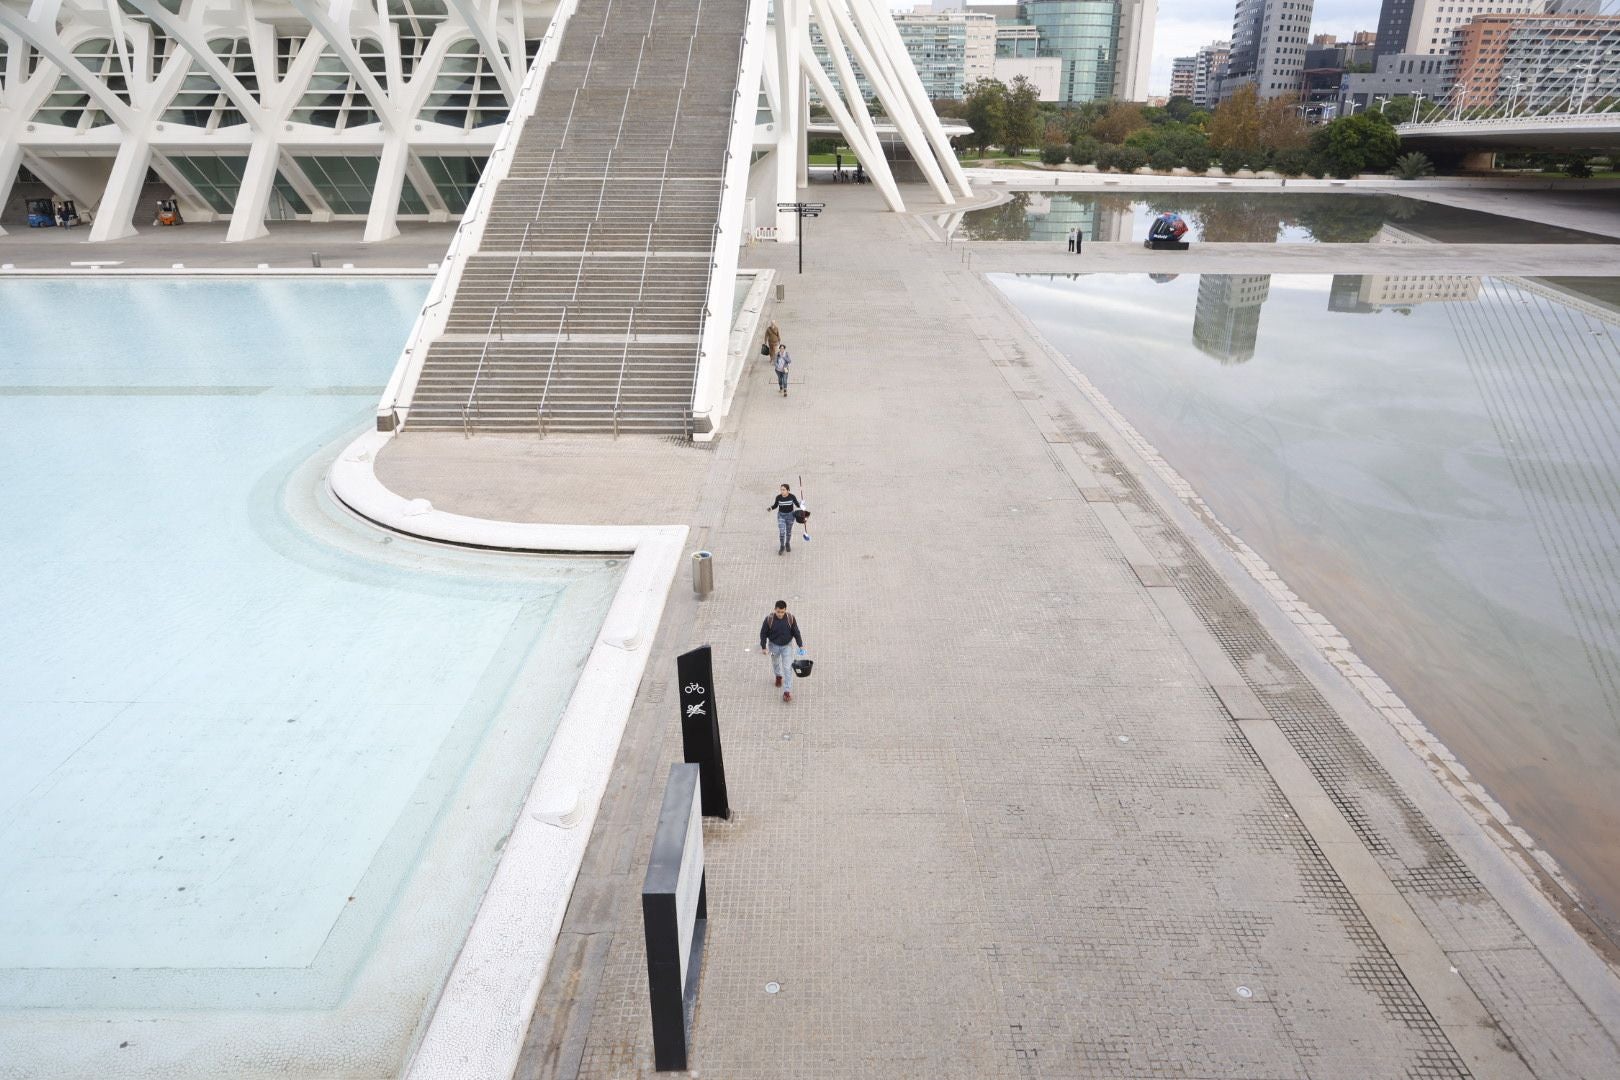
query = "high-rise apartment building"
(1449, 13, 1620, 110)
(1171, 56, 1198, 98)
(1405, 0, 1548, 54)
(1193, 40, 1232, 106)
(814, 8, 996, 101)
(1221, 0, 1316, 100)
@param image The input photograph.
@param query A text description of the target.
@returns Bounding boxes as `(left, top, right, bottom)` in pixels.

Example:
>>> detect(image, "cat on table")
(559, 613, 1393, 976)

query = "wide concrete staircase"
(406, 0, 747, 435)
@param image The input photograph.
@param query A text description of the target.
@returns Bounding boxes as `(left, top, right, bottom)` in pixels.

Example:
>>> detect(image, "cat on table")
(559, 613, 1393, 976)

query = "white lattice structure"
(0, 0, 966, 245)
(745, 0, 970, 231)
(0, 0, 558, 240)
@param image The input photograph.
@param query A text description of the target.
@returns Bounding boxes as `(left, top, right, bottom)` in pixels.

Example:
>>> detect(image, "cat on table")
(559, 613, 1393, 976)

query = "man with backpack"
(759, 601, 805, 702)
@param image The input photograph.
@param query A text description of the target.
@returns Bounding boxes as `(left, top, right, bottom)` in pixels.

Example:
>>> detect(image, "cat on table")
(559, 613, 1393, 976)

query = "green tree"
(962, 78, 1006, 158)
(1002, 76, 1043, 157)
(1068, 135, 1101, 165)
(1393, 151, 1435, 179)
(1312, 112, 1400, 177)
(1040, 142, 1068, 165)
(1164, 96, 1198, 122)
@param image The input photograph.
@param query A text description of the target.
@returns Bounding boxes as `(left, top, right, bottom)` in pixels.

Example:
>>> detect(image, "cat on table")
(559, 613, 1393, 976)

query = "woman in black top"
(769, 484, 801, 554)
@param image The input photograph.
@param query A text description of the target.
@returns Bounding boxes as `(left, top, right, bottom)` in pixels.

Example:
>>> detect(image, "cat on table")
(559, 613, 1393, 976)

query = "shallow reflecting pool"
(0, 279, 621, 1077)
(950, 190, 1618, 245)
(993, 271, 1620, 940)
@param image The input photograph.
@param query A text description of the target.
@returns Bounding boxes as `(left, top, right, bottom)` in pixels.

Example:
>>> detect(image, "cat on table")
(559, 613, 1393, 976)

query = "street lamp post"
(777, 201, 825, 275)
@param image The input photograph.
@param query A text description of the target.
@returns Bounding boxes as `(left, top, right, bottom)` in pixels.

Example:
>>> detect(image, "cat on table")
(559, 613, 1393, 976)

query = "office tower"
(1017, 0, 1158, 103)
(1193, 275, 1271, 364)
(1221, 0, 1316, 100)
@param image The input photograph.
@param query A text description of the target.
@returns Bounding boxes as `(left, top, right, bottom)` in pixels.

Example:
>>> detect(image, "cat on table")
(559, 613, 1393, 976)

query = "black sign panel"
(677, 646, 731, 819)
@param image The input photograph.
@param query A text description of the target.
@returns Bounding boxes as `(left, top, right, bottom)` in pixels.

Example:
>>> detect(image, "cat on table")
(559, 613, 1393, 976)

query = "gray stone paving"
(358, 182, 1620, 1077)
(0, 220, 456, 270)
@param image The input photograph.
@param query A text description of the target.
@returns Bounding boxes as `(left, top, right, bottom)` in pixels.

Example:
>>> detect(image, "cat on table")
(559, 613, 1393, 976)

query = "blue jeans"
(769, 641, 795, 691)
(777, 513, 794, 550)
(776, 367, 788, 391)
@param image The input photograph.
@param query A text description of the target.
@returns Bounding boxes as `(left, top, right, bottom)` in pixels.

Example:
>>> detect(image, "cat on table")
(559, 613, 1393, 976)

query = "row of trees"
(949, 82, 1405, 178)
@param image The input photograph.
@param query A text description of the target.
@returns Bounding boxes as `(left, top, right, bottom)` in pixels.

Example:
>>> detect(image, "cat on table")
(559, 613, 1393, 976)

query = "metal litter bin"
(691, 550, 714, 597)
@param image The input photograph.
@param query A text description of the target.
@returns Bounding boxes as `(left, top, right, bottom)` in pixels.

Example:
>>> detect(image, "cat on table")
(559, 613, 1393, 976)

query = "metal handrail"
(461, 221, 532, 436)
(635, 221, 656, 303)
(611, 307, 637, 438)
(536, 302, 570, 438)
(570, 222, 593, 298)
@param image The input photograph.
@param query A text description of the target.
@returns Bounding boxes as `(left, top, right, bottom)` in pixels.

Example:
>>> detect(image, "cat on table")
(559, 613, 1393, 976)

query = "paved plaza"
(362, 182, 1620, 1077)
(8, 176, 1619, 1078)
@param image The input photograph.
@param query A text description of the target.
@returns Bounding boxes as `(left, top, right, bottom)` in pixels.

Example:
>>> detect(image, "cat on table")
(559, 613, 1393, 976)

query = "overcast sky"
(1149, 0, 1386, 95)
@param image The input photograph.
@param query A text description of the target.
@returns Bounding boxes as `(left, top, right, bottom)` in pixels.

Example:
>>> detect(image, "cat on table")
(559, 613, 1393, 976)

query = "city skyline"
(890, 0, 1385, 98)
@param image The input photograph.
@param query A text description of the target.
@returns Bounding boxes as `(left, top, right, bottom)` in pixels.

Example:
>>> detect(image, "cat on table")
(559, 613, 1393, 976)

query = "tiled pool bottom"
(947, 190, 1619, 245)
(0, 280, 622, 1077)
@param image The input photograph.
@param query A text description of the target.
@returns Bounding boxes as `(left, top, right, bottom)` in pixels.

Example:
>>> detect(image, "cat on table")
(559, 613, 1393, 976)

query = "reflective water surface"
(993, 271, 1620, 941)
(951, 191, 1619, 245)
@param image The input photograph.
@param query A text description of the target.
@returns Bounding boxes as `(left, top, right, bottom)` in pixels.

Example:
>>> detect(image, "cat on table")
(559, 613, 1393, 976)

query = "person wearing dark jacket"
(768, 484, 801, 554)
(759, 600, 805, 702)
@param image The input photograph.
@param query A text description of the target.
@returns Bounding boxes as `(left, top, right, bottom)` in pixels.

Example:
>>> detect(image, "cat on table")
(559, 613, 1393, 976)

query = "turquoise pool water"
(0, 280, 622, 1075)
(993, 271, 1620, 943)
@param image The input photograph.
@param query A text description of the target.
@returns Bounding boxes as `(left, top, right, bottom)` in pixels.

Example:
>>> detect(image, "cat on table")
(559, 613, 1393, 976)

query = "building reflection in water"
(1192, 275, 1271, 364)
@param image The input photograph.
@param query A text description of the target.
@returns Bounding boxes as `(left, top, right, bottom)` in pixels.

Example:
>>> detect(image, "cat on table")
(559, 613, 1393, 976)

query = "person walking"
(759, 600, 804, 702)
(764, 319, 781, 357)
(769, 483, 801, 554)
(1067, 227, 1077, 253)
(773, 342, 791, 396)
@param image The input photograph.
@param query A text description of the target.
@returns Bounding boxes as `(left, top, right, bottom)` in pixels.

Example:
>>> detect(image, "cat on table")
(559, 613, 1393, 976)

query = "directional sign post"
(677, 646, 730, 819)
(777, 201, 824, 275)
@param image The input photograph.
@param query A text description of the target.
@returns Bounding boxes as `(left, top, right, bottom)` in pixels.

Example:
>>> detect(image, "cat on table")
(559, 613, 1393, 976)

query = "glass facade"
(293, 156, 428, 216)
(162, 38, 257, 129)
(166, 155, 310, 216)
(290, 43, 388, 130)
(33, 37, 129, 129)
(417, 40, 509, 132)
(418, 155, 490, 213)
(1017, 0, 1122, 104)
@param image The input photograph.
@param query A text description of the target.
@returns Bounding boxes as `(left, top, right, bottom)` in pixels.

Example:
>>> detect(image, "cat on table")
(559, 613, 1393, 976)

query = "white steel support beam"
(848, 0, 968, 197)
(0, 138, 24, 237)
(803, 0, 899, 208)
(89, 137, 157, 241)
(225, 35, 327, 240)
(226, 134, 283, 241)
(834, 0, 951, 203)
(284, 0, 400, 134)
(0, 5, 137, 126)
(363, 130, 410, 241)
(124, 0, 266, 131)
(797, 49, 899, 211)
(87, 44, 192, 241)
(770, 0, 801, 239)
(443, 0, 518, 99)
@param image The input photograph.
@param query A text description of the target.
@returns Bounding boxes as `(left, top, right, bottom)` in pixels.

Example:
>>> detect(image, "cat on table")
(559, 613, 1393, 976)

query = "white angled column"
(364, 133, 411, 243)
(226, 136, 282, 242)
(0, 138, 23, 238)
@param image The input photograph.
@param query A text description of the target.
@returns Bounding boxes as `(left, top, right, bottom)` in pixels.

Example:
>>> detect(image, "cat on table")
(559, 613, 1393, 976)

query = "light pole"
(777, 202, 825, 275)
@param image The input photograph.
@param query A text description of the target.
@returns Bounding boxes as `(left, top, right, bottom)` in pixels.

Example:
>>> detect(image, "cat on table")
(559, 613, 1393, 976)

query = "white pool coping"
(328, 430, 687, 1080)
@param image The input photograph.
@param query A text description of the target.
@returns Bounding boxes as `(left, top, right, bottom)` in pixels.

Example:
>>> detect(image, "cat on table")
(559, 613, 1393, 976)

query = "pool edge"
(328, 428, 687, 1080)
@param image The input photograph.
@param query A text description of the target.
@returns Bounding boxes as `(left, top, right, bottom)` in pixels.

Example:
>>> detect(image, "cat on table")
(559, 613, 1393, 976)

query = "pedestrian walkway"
(374, 182, 1620, 1078)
